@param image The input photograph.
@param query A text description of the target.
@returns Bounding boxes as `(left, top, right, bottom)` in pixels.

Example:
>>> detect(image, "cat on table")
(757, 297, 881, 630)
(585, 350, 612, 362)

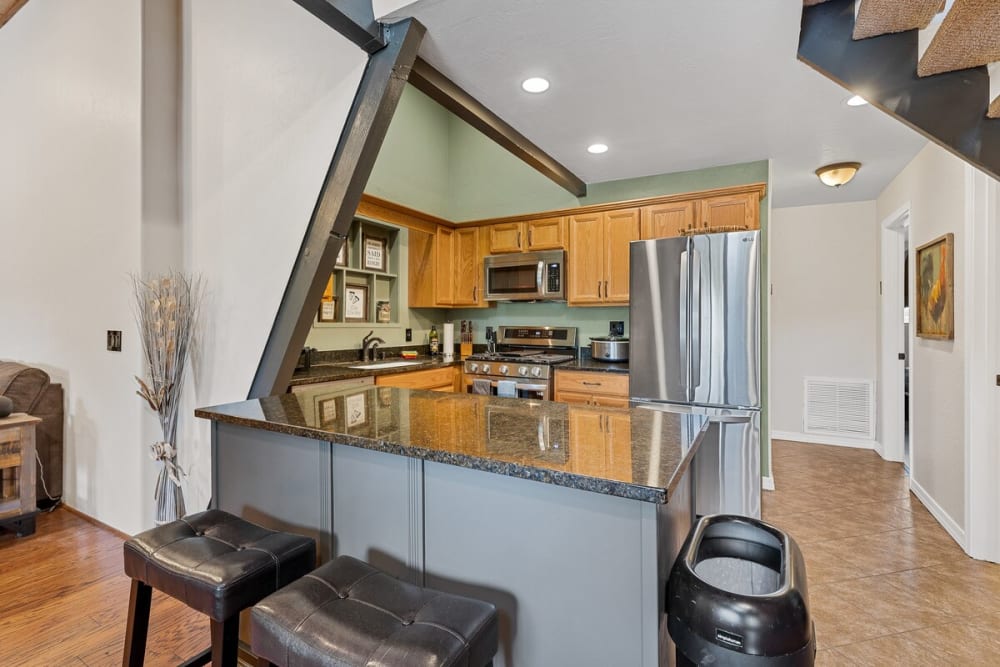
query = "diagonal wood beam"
(0, 0, 29, 29)
(291, 0, 385, 53)
(409, 58, 588, 198)
(249, 18, 425, 398)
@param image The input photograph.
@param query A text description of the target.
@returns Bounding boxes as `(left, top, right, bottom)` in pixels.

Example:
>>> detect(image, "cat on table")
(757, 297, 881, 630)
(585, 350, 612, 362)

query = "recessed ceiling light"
(521, 77, 550, 93)
(815, 162, 861, 187)
(846, 95, 868, 107)
(587, 143, 609, 154)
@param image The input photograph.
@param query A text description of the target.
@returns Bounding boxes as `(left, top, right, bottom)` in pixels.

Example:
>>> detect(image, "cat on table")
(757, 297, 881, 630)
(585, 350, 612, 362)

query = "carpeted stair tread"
(853, 0, 945, 40)
(918, 0, 1000, 77)
(802, 0, 834, 6)
(989, 94, 1000, 119)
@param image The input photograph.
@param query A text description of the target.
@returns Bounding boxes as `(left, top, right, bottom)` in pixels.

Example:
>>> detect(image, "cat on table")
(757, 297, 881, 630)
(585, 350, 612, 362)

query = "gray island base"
(196, 386, 717, 666)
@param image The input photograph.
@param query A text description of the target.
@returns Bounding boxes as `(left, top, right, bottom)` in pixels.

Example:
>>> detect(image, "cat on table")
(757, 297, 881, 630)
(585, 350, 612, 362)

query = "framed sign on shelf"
(317, 298, 337, 323)
(335, 240, 349, 267)
(363, 234, 387, 272)
(344, 284, 368, 322)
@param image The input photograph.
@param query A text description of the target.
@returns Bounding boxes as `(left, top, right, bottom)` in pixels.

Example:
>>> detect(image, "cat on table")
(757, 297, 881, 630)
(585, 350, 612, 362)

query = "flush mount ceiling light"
(846, 94, 869, 107)
(816, 162, 861, 187)
(587, 143, 609, 154)
(521, 77, 550, 93)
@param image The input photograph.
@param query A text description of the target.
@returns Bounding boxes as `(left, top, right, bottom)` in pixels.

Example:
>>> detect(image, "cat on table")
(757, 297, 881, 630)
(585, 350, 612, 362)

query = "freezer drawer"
(692, 413, 761, 519)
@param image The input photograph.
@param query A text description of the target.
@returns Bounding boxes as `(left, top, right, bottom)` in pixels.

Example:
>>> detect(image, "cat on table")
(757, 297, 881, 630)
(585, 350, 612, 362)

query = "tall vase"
(153, 459, 186, 525)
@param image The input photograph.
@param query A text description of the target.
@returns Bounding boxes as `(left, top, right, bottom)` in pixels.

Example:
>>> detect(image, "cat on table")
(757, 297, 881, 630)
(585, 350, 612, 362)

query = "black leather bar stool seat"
(122, 509, 316, 667)
(251, 556, 499, 667)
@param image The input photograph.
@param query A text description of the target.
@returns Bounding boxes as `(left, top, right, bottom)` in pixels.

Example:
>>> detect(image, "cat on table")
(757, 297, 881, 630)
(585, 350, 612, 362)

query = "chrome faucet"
(361, 330, 386, 362)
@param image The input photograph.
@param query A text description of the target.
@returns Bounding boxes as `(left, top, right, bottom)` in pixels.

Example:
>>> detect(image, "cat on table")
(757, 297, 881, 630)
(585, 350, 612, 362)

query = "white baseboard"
(762, 476, 775, 491)
(771, 430, 877, 450)
(910, 478, 968, 551)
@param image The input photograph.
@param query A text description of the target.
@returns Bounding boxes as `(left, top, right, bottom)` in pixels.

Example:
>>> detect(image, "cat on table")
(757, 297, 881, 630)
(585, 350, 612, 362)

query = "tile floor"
(763, 439, 1000, 665)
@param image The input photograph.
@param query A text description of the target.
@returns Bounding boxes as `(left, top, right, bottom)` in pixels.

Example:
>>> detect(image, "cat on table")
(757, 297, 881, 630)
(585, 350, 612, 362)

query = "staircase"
(0, 0, 27, 29)
(799, 0, 1000, 180)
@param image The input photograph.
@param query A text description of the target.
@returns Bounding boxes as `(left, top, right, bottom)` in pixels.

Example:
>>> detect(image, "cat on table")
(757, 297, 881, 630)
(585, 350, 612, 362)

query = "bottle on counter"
(429, 325, 439, 356)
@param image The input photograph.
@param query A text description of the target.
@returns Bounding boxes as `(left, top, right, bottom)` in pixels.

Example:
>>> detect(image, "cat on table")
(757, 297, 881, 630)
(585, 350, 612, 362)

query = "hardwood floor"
(0, 508, 206, 666)
(2, 442, 999, 666)
(764, 439, 1000, 666)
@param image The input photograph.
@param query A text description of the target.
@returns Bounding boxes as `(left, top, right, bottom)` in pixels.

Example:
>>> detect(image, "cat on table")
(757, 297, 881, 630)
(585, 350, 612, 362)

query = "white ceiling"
(378, 0, 929, 208)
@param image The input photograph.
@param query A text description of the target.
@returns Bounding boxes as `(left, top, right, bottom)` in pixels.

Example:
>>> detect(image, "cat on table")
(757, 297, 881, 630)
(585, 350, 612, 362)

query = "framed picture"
(915, 233, 954, 340)
(317, 297, 337, 323)
(316, 397, 338, 429)
(376, 300, 391, 323)
(335, 240, 348, 267)
(345, 392, 367, 428)
(363, 234, 387, 272)
(344, 284, 368, 322)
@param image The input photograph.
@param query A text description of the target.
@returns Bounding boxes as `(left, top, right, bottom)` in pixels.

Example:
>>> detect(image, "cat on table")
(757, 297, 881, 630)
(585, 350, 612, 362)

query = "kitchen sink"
(346, 361, 425, 370)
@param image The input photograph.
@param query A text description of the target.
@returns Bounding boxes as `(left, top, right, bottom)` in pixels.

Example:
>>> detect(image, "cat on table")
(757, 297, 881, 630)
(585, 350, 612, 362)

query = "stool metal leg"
(210, 616, 240, 667)
(122, 579, 152, 667)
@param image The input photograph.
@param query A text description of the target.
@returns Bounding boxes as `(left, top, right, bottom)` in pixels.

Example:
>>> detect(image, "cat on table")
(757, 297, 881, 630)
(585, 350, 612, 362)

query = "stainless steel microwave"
(483, 250, 565, 301)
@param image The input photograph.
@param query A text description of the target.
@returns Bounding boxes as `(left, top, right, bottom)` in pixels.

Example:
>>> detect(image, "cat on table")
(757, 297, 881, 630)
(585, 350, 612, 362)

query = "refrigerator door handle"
(680, 249, 689, 396)
(690, 246, 701, 390)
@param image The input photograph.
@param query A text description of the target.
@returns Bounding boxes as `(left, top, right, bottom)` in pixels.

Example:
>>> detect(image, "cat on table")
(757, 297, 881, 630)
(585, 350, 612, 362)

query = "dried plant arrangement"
(131, 272, 202, 524)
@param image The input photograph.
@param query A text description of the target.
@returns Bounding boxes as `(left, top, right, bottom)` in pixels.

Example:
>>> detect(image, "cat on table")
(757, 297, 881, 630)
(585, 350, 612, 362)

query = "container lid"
(590, 335, 629, 342)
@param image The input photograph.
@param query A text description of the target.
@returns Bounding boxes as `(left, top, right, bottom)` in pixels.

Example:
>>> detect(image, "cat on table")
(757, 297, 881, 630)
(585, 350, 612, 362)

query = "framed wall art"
(363, 234, 387, 272)
(317, 298, 337, 323)
(344, 284, 368, 322)
(915, 232, 954, 340)
(335, 240, 348, 267)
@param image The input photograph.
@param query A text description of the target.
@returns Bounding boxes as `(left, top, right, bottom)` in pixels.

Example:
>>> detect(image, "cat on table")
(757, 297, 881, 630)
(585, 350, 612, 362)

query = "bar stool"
(251, 555, 499, 666)
(122, 509, 316, 666)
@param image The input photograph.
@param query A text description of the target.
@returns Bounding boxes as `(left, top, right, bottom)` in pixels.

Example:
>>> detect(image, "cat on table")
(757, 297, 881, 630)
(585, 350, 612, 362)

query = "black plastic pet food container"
(667, 514, 815, 666)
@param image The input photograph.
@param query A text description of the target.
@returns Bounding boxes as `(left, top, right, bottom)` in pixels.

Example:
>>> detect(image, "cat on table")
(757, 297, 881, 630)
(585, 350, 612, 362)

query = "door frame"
(878, 205, 910, 465)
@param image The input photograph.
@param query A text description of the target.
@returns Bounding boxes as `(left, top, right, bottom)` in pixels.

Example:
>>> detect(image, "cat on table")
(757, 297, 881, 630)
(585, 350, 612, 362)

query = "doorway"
(879, 207, 911, 467)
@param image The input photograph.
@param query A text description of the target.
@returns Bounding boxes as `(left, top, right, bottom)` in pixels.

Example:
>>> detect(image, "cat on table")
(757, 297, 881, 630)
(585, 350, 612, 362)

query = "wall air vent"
(803, 377, 875, 440)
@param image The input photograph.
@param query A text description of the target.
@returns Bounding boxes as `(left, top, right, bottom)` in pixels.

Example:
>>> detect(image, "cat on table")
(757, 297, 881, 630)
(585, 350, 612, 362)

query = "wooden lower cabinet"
(553, 370, 629, 404)
(567, 406, 633, 480)
(375, 366, 460, 392)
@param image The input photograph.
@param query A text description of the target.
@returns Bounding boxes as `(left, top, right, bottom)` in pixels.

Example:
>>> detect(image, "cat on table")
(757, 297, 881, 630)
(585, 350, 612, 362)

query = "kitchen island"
(196, 386, 715, 666)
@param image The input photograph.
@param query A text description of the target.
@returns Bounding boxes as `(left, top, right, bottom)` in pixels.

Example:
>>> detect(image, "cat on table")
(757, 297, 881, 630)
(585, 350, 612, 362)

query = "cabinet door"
(408, 229, 437, 308)
(604, 412, 633, 480)
(375, 366, 457, 390)
(435, 226, 455, 306)
(641, 201, 697, 239)
(489, 222, 524, 254)
(701, 192, 757, 231)
(568, 408, 607, 477)
(553, 389, 593, 405)
(590, 394, 630, 408)
(603, 208, 640, 304)
(567, 212, 604, 305)
(451, 226, 481, 306)
(525, 216, 566, 250)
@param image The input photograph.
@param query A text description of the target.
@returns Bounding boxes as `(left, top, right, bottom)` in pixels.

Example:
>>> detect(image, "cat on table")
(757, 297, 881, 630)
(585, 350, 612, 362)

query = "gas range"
(464, 326, 577, 387)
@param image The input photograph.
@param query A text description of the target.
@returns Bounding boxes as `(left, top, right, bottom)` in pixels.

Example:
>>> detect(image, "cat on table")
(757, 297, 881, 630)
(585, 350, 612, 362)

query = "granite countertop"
(196, 387, 710, 504)
(558, 354, 630, 374)
(289, 356, 461, 386)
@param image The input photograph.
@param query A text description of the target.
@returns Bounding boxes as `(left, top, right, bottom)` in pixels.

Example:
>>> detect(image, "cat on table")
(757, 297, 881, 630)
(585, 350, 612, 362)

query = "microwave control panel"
(546, 263, 561, 293)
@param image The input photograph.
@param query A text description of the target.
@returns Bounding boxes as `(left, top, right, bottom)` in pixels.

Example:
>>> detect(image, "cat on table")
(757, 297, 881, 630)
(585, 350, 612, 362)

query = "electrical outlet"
(107, 330, 122, 352)
(405, 328, 412, 342)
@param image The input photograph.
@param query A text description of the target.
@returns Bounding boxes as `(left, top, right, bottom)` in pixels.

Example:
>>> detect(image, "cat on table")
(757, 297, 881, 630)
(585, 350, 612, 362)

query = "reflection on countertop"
(196, 386, 707, 504)
(290, 356, 461, 386)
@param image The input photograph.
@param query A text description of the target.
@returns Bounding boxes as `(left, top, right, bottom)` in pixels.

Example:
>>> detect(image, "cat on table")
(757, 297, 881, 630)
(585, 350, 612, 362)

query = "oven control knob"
(481, 364, 491, 375)
(531, 367, 542, 378)
(469, 363, 479, 373)
(499, 365, 509, 375)
(517, 366, 528, 377)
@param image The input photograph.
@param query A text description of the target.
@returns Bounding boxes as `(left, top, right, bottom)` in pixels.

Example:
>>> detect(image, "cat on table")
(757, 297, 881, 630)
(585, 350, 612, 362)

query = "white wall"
(180, 0, 367, 511)
(0, 1, 150, 531)
(878, 143, 967, 531)
(770, 201, 880, 438)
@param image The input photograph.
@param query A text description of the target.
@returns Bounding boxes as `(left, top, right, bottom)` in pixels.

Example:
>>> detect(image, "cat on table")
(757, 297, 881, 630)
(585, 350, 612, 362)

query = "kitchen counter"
(559, 353, 630, 374)
(196, 386, 705, 503)
(289, 356, 460, 387)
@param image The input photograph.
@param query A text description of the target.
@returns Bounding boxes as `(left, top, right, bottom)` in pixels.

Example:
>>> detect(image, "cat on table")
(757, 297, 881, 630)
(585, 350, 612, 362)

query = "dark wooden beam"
(291, 0, 385, 53)
(798, 0, 1000, 182)
(249, 18, 426, 398)
(409, 58, 588, 198)
(0, 0, 29, 29)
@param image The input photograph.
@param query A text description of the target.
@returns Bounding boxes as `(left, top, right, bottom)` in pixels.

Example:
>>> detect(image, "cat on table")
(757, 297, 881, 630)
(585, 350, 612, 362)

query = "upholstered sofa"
(0, 362, 64, 508)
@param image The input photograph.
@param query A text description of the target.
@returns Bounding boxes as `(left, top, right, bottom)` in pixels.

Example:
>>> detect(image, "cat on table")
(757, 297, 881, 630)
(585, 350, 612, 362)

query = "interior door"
(689, 231, 760, 409)
(628, 236, 689, 403)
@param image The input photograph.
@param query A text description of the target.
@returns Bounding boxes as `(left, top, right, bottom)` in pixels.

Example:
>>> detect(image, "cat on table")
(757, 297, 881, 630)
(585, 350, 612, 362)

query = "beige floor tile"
(902, 620, 1000, 664)
(831, 633, 948, 666)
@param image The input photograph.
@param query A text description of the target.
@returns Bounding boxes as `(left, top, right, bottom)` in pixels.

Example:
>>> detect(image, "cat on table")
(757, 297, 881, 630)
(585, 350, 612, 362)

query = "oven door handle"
(466, 379, 549, 392)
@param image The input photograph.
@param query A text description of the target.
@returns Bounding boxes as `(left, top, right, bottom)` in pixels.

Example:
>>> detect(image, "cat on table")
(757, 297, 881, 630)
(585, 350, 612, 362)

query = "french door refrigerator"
(629, 230, 761, 517)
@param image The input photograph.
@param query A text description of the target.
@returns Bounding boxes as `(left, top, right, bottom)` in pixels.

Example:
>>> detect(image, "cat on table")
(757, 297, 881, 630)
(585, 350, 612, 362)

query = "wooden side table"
(0, 413, 41, 536)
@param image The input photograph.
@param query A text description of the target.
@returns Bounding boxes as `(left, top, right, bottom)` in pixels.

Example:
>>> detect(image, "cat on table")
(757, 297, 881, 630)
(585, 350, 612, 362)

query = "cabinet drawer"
(554, 371, 629, 397)
(376, 366, 458, 391)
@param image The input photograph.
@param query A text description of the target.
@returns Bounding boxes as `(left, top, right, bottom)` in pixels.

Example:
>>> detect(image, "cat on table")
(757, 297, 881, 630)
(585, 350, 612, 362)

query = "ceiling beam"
(291, 0, 385, 53)
(409, 57, 588, 198)
(249, 17, 425, 398)
(0, 0, 29, 29)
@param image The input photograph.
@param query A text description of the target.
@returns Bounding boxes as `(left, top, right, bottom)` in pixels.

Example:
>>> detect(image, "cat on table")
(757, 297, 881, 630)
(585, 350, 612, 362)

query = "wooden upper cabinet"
(451, 226, 482, 306)
(434, 226, 454, 306)
(567, 212, 604, 305)
(701, 192, 758, 231)
(408, 229, 437, 308)
(603, 208, 640, 304)
(641, 200, 697, 239)
(488, 217, 566, 253)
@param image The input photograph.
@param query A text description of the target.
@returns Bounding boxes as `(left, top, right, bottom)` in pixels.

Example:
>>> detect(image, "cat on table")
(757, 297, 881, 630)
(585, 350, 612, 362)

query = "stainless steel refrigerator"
(629, 231, 761, 518)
